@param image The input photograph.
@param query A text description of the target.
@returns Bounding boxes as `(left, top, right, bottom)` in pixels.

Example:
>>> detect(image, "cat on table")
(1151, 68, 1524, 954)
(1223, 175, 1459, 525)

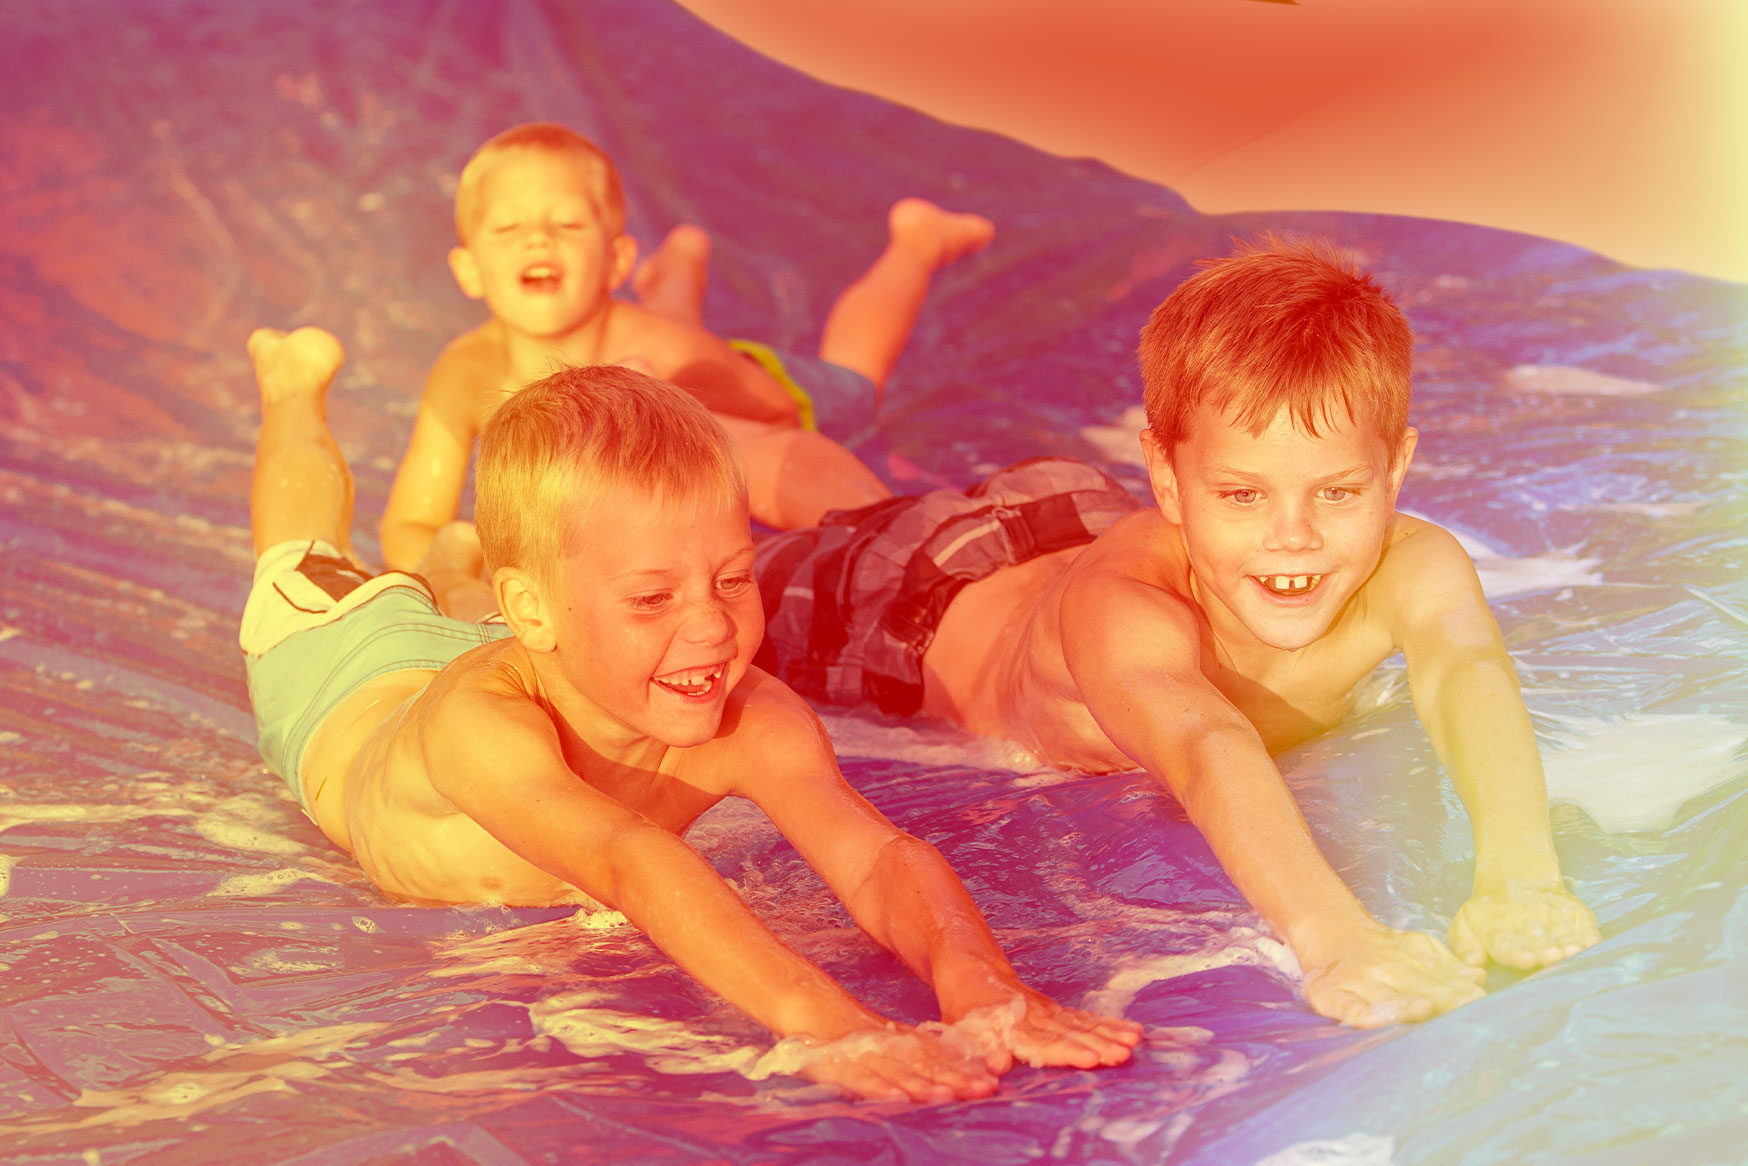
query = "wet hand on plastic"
(1301, 922, 1486, 1028)
(987, 988, 1143, 1072)
(794, 1027, 999, 1103)
(1448, 882, 1600, 970)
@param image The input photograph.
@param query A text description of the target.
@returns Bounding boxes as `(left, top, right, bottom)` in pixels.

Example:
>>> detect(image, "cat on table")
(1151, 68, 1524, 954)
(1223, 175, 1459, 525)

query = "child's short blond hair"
(475, 365, 747, 581)
(1138, 236, 1413, 459)
(453, 123, 627, 244)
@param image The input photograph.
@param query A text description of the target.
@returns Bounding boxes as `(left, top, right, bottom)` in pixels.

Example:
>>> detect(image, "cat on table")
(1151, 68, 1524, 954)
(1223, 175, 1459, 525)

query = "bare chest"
(587, 763, 724, 835)
(1201, 639, 1384, 754)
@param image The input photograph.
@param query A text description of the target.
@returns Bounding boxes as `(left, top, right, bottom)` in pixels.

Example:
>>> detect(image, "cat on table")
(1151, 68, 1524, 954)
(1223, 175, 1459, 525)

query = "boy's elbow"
(847, 833, 947, 915)
(1163, 716, 1265, 807)
(1414, 643, 1523, 708)
(596, 819, 692, 913)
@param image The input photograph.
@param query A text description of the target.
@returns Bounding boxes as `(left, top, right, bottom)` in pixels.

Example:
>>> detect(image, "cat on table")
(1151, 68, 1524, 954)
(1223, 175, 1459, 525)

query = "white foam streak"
(1258, 1133, 1399, 1166)
(1501, 365, 1663, 396)
(1401, 510, 1603, 597)
(817, 711, 1050, 773)
(1081, 929, 1300, 1017)
(1542, 713, 1746, 833)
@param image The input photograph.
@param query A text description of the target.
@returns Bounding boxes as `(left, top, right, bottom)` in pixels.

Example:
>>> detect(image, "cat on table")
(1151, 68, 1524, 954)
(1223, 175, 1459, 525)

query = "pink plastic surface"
(1, 2, 1744, 1162)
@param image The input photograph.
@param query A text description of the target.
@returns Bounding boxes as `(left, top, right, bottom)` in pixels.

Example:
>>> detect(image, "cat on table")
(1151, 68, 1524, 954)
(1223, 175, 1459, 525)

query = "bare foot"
(887, 198, 994, 270)
(632, 223, 712, 326)
(247, 327, 345, 408)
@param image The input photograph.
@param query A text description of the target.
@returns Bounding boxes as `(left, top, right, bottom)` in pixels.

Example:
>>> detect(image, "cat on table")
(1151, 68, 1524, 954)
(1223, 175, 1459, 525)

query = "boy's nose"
(683, 598, 735, 646)
(1264, 502, 1322, 551)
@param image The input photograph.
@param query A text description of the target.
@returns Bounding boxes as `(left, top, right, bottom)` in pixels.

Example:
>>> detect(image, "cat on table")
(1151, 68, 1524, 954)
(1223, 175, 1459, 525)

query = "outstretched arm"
(426, 681, 995, 1101)
(731, 679, 1141, 1070)
(380, 336, 496, 571)
(1394, 525, 1599, 969)
(1061, 571, 1485, 1027)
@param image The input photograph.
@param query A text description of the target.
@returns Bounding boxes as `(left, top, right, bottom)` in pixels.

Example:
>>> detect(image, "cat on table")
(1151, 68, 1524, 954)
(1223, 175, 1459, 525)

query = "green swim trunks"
(729, 340, 877, 439)
(238, 539, 512, 815)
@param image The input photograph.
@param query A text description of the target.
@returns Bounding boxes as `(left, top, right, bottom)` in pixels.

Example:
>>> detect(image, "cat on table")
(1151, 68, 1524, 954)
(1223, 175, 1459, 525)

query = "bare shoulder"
(679, 668, 837, 796)
(1368, 512, 1491, 640)
(1371, 512, 1483, 592)
(1059, 511, 1199, 642)
(431, 320, 508, 382)
(1056, 511, 1204, 689)
(423, 322, 509, 428)
(407, 643, 559, 792)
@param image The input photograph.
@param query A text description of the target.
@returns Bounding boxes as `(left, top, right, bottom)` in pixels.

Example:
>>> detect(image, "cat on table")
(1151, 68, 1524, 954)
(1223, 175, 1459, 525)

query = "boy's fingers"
(1009, 1023, 1104, 1070)
(981, 1045, 1015, 1075)
(866, 1056, 945, 1102)
(1447, 917, 1487, 967)
(1061, 1019, 1142, 1063)
(1317, 985, 1391, 1028)
(828, 1063, 907, 1102)
(1061, 1008, 1145, 1044)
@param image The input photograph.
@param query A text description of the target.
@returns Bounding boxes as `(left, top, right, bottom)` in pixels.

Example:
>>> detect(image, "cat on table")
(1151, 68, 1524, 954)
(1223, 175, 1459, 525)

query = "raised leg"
(247, 327, 357, 561)
(818, 198, 994, 397)
(631, 223, 712, 327)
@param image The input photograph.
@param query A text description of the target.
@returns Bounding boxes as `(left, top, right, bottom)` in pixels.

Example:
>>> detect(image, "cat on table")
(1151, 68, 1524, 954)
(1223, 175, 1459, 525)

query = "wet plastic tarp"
(1, 2, 1745, 1162)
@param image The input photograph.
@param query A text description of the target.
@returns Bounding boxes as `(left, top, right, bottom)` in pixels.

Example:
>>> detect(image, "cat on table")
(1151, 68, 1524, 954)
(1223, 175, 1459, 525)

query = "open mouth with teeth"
(1254, 573, 1324, 598)
(520, 263, 563, 291)
(652, 664, 728, 701)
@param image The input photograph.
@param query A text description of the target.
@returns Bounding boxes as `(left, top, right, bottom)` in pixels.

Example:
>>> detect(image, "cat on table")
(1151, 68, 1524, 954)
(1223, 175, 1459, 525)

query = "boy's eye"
(1320, 486, 1356, 502)
(718, 574, 755, 596)
(1221, 488, 1261, 505)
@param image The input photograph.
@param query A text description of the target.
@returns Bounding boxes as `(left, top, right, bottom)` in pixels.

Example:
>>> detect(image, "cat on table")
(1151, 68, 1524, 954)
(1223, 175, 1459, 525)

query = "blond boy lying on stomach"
(239, 328, 1139, 1102)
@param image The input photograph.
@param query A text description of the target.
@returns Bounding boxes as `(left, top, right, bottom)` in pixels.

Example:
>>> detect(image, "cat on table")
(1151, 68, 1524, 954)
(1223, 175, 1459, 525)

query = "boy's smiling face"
(449, 148, 635, 341)
(1145, 401, 1416, 655)
(535, 486, 763, 755)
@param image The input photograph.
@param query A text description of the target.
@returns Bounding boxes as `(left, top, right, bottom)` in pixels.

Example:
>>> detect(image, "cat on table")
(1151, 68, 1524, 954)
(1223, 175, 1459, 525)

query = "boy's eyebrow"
(607, 545, 758, 584)
(1205, 464, 1377, 483)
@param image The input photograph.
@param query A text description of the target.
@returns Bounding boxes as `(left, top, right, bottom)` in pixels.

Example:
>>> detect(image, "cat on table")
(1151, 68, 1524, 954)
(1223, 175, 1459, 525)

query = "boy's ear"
(607, 233, 637, 291)
(449, 246, 485, 300)
(495, 567, 557, 653)
(1140, 429, 1184, 524)
(1387, 427, 1420, 501)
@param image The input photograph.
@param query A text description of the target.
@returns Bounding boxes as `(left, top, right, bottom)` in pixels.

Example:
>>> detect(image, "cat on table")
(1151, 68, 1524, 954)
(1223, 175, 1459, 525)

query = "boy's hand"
(1448, 881, 1600, 970)
(757, 1025, 999, 1103)
(944, 989, 1142, 1072)
(1300, 921, 1486, 1028)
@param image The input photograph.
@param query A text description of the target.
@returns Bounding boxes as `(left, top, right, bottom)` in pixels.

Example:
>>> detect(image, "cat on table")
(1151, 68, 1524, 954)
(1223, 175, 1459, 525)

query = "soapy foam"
(1081, 927, 1300, 1017)
(528, 990, 766, 1078)
(817, 711, 1050, 773)
(1501, 365, 1663, 396)
(1, 795, 202, 898)
(1400, 510, 1603, 597)
(1080, 405, 1150, 468)
(191, 794, 310, 857)
(0, 1024, 381, 1136)
(210, 866, 342, 897)
(1541, 713, 1746, 833)
(1257, 1134, 1398, 1166)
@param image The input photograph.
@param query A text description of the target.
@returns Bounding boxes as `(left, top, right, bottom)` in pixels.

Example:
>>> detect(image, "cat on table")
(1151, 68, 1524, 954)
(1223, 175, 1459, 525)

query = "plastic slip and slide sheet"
(1, 2, 1744, 1163)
